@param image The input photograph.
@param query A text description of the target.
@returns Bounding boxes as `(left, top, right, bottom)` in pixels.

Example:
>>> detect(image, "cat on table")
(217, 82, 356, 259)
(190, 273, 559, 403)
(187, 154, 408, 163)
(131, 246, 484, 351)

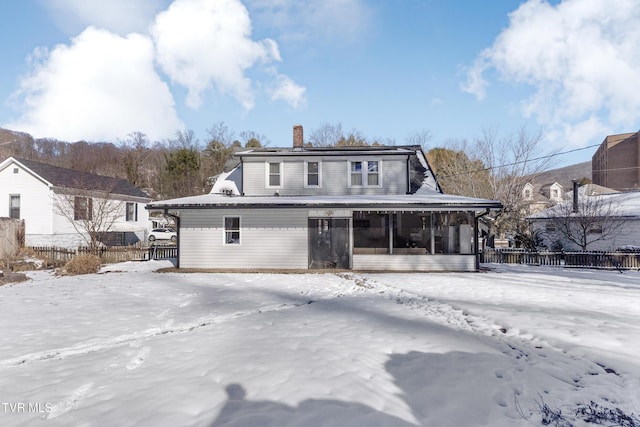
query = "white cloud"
(463, 0, 640, 148)
(5, 27, 183, 141)
(42, 0, 168, 35)
(267, 74, 306, 108)
(151, 0, 303, 110)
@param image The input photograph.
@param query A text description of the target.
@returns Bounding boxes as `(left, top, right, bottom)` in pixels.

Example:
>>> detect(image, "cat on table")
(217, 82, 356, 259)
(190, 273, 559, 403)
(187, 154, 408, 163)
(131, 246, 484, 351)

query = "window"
(367, 161, 379, 186)
(126, 202, 137, 221)
(545, 222, 556, 232)
(588, 224, 603, 234)
(524, 189, 531, 199)
(13, 168, 18, 174)
(349, 160, 381, 187)
(224, 216, 241, 245)
(74, 197, 92, 220)
(552, 189, 559, 198)
(9, 195, 20, 219)
(266, 162, 282, 188)
(305, 161, 321, 187)
(350, 161, 363, 186)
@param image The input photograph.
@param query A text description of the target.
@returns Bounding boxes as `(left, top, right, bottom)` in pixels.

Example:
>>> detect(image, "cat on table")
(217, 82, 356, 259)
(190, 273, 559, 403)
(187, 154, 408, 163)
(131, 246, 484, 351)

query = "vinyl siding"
(0, 163, 54, 236)
(179, 208, 309, 269)
(241, 155, 409, 196)
(352, 254, 476, 271)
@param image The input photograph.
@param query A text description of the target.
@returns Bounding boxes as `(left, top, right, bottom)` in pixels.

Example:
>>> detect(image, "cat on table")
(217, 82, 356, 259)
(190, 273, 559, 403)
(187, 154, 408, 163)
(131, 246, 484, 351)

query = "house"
(528, 184, 638, 251)
(0, 157, 150, 248)
(592, 131, 640, 191)
(521, 181, 563, 214)
(147, 125, 502, 272)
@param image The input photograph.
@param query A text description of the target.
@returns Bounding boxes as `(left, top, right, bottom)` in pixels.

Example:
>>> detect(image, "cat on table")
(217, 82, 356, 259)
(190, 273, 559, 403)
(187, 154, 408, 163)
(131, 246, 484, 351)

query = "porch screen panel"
(353, 212, 389, 254)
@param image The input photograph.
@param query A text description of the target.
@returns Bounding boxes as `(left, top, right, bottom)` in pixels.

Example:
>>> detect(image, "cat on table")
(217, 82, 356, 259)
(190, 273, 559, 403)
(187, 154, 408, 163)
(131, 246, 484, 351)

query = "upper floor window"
(524, 189, 531, 199)
(305, 161, 321, 187)
(349, 160, 381, 187)
(9, 194, 20, 219)
(74, 196, 93, 221)
(266, 162, 282, 188)
(126, 202, 137, 222)
(552, 189, 559, 198)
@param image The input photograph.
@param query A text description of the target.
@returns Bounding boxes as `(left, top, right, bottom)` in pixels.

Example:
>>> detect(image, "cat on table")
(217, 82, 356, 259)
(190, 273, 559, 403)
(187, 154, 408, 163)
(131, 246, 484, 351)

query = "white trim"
(304, 160, 322, 188)
(223, 215, 242, 245)
(347, 159, 383, 188)
(265, 161, 283, 189)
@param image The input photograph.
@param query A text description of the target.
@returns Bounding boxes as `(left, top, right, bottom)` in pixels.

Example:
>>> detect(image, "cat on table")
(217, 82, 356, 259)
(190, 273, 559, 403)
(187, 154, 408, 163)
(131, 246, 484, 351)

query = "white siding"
(353, 254, 476, 272)
(241, 156, 409, 196)
(531, 218, 640, 251)
(0, 163, 54, 236)
(180, 208, 309, 269)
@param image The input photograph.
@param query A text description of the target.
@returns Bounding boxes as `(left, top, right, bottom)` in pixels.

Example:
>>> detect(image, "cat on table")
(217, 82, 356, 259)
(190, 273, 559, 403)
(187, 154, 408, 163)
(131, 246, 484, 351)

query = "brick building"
(592, 132, 640, 191)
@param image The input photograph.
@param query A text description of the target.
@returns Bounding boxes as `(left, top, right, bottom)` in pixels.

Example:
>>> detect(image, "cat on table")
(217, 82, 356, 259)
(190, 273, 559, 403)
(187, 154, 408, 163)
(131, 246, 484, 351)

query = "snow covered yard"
(0, 261, 639, 427)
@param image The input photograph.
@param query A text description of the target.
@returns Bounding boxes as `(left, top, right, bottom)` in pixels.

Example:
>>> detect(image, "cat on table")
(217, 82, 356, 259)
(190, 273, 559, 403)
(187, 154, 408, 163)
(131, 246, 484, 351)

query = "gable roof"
(3, 157, 149, 199)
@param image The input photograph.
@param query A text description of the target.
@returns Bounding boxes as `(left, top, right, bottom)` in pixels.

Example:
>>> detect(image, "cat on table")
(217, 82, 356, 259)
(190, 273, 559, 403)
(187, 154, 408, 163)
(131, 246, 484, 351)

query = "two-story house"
(0, 157, 150, 248)
(147, 126, 502, 271)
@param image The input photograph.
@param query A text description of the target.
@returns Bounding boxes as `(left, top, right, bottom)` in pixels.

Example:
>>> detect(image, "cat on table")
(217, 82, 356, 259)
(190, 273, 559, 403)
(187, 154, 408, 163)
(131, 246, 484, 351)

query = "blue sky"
(1, 0, 639, 166)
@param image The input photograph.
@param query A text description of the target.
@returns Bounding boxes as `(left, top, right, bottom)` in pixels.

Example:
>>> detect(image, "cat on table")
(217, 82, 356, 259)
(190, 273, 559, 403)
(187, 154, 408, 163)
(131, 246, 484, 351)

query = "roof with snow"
(529, 190, 640, 219)
(147, 190, 502, 211)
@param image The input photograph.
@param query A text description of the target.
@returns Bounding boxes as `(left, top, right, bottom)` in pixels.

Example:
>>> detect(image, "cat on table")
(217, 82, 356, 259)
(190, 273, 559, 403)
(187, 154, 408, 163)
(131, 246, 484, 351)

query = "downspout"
(474, 208, 491, 271)
(164, 209, 180, 268)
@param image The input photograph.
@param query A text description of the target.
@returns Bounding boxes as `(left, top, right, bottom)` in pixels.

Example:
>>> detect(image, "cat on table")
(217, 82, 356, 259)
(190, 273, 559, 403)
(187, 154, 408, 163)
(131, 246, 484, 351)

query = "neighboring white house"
(147, 125, 502, 272)
(528, 186, 640, 251)
(0, 157, 150, 248)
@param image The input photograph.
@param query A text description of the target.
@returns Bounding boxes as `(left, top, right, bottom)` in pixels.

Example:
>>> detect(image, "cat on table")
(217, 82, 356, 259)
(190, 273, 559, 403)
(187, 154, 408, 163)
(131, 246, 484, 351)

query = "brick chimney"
(293, 124, 303, 149)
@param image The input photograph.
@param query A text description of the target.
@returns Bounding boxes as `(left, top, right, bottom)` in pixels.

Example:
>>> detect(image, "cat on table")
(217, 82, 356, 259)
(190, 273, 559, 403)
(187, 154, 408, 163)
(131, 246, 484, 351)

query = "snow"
(1, 262, 639, 426)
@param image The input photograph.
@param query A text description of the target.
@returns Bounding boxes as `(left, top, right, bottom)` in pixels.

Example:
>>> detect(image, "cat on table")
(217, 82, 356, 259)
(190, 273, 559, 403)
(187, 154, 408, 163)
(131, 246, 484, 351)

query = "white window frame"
(265, 161, 283, 189)
(126, 202, 137, 222)
(223, 215, 241, 245)
(348, 159, 382, 188)
(9, 194, 20, 219)
(304, 160, 322, 188)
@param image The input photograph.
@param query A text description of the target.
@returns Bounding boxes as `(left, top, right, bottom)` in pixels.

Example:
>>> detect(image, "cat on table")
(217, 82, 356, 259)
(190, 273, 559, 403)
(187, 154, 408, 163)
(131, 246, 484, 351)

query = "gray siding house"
(147, 126, 502, 271)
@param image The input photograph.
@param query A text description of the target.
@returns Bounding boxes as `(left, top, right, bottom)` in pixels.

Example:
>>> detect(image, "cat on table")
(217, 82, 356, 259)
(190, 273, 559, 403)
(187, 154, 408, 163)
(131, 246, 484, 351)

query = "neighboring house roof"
(528, 190, 640, 220)
(1, 157, 149, 200)
(565, 183, 620, 197)
(148, 190, 502, 211)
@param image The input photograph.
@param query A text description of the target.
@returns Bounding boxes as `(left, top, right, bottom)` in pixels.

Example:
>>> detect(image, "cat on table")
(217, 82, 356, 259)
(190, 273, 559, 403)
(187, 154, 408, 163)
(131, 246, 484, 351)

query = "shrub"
(61, 254, 102, 276)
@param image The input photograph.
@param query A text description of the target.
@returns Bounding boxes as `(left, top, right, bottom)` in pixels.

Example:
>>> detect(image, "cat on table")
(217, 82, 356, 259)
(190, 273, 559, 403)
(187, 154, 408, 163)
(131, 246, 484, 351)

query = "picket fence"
(29, 245, 178, 267)
(481, 248, 640, 270)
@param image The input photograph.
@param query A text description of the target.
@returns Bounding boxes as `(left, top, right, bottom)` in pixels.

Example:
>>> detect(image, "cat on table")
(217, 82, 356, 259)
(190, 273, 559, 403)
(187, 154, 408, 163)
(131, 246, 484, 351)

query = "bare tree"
(475, 126, 555, 239)
(308, 122, 344, 147)
(54, 187, 125, 249)
(542, 192, 625, 251)
(405, 130, 432, 150)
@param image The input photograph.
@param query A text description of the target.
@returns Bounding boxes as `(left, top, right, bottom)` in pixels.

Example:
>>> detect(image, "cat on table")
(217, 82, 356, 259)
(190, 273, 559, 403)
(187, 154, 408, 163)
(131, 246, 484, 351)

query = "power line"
(437, 143, 601, 179)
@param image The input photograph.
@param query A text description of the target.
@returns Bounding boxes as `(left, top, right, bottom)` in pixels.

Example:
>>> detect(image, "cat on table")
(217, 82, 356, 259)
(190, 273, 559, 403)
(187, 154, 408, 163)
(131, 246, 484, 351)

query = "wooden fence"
(29, 245, 178, 267)
(481, 249, 640, 270)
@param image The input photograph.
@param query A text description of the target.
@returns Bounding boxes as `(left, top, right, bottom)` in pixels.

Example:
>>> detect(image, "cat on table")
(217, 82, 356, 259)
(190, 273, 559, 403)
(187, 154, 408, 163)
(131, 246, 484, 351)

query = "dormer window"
(305, 161, 321, 188)
(266, 161, 283, 188)
(524, 189, 531, 199)
(349, 160, 381, 188)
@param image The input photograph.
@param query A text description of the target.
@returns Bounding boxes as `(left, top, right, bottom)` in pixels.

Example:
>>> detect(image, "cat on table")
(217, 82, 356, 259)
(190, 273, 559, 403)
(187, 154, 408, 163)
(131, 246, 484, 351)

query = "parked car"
(149, 228, 177, 242)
